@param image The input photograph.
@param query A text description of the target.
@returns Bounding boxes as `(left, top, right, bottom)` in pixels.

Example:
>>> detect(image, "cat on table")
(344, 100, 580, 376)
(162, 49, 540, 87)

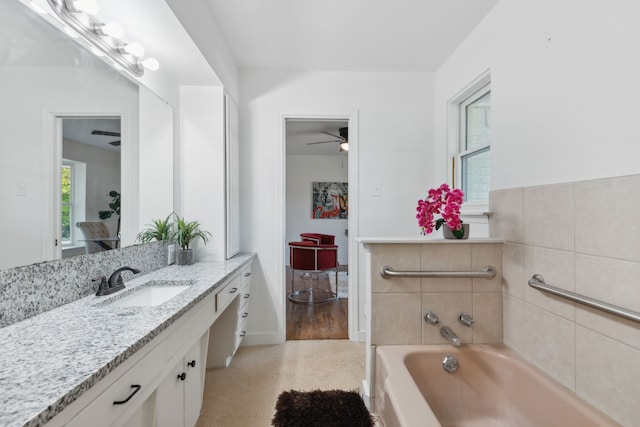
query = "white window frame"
(447, 70, 491, 218)
(61, 158, 86, 247)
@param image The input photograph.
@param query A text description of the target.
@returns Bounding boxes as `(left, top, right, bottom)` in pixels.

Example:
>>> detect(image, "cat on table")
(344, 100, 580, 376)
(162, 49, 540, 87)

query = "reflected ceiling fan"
(306, 127, 348, 152)
(91, 129, 121, 147)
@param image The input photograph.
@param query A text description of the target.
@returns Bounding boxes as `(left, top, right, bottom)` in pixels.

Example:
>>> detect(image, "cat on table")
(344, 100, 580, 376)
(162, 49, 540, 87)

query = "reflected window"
(61, 159, 86, 246)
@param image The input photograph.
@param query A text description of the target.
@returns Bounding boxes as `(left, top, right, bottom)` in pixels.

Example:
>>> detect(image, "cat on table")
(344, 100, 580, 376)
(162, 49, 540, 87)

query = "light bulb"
(340, 142, 349, 152)
(140, 58, 160, 71)
(123, 42, 145, 58)
(65, 0, 100, 15)
(95, 22, 124, 39)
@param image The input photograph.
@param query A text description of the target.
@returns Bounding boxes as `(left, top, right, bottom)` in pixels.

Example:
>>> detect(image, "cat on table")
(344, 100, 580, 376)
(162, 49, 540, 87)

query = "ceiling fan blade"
(306, 139, 341, 145)
(92, 130, 121, 137)
(321, 131, 344, 140)
(109, 140, 121, 146)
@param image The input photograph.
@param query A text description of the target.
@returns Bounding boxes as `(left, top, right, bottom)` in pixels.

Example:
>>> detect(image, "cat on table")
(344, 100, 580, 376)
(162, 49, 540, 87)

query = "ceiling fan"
(92, 129, 121, 147)
(306, 127, 349, 152)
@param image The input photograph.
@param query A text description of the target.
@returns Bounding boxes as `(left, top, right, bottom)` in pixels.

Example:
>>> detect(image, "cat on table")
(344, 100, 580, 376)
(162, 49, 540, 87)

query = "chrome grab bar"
(380, 265, 496, 279)
(528, 274, 640, 324)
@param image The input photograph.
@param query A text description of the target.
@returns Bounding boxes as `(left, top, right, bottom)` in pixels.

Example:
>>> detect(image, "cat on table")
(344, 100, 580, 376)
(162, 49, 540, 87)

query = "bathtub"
(375, 344, 620, 427)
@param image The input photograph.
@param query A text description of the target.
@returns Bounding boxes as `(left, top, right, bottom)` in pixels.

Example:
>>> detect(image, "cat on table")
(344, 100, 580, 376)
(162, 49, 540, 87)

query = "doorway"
(56, 117, 121, 259)
(285, 118, 349, 340)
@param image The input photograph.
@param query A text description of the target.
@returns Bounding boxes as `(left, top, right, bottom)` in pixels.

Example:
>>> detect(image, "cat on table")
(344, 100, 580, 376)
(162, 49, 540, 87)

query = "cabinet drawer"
(216, 276, 240, 313)
(234, 316, 248, 352)
(238, 286, 251, 313)
(67, 340, 166, 427)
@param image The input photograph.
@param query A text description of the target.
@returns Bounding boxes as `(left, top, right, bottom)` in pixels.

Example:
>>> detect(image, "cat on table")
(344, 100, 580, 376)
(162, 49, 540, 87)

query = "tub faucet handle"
(458, 312, 475, 327)
(424, 310, 440, 326)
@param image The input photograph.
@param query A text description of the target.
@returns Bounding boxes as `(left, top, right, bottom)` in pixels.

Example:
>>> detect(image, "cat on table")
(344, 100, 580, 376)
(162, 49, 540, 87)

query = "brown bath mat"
(272, 389, 374, 427)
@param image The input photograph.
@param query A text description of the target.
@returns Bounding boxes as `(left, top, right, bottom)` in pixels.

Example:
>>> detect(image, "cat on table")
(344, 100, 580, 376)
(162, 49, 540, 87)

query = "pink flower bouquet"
(416, 183, 465, 237)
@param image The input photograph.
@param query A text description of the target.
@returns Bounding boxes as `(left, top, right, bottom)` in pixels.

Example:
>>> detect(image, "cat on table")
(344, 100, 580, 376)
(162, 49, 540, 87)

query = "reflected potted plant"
(99, 190, 121, 243)
(136, 213, 175, 243)
(173, 215, 211, 265)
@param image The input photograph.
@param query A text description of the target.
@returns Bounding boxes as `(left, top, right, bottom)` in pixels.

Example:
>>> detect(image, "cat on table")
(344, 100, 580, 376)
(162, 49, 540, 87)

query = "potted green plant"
(136, 213, 175, 243)
(173, 215, 211, 265)
(99, 190, 121, 242)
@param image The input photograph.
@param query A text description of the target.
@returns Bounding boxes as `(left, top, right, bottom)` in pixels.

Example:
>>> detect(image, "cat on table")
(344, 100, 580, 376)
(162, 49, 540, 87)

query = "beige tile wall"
(370, 242, 503, 347)
(490, 175, 640, 426)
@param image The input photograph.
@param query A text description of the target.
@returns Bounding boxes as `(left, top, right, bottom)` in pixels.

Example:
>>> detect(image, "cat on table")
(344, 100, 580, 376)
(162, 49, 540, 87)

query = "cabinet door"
(184, 333, 209, 427)
(155, 358, 184, 427)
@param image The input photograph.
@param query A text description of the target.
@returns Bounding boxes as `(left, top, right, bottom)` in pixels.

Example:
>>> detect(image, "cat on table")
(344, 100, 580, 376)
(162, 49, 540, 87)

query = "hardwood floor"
(286, 267, 348, 340)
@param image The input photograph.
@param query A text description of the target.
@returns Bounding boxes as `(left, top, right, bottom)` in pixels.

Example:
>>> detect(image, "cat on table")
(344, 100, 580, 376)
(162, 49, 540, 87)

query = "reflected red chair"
(288, 241, 338, 303)
(300, 233, 335, 245)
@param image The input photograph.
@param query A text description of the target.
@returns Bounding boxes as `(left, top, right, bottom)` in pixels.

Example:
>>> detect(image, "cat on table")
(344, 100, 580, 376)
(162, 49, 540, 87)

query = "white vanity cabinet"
(207, 264, 252, 368)
(48, 261, 254, 427)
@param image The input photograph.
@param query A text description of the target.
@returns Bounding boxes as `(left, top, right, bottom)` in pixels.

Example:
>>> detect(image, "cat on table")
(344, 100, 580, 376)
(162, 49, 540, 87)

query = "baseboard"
(241, 331, 281, 346)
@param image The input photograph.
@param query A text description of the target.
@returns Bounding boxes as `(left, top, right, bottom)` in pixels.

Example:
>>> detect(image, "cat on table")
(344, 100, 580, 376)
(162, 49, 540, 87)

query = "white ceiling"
(63, 118, 121, 153)
(201, 0, 499, 72)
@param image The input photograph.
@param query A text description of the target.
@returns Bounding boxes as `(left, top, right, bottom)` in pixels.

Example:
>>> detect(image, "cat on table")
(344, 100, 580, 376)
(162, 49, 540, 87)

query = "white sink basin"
(106, 281, 193, 307)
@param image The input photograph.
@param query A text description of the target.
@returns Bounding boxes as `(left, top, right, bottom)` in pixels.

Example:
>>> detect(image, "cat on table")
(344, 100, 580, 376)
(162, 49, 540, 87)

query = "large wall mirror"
(0, 0, 174, 270)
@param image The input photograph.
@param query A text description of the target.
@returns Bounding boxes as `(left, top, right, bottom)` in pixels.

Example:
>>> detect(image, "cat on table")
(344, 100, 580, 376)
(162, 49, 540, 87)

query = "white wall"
(286, 154, 349, 265)
(180, 86, 226, 261)
(435, 0, 640, 190)
(240, 70, 434, 344)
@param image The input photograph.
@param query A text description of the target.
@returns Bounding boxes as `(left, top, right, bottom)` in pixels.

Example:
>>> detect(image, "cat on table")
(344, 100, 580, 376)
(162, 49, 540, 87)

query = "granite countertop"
(0, 254, 255, 427)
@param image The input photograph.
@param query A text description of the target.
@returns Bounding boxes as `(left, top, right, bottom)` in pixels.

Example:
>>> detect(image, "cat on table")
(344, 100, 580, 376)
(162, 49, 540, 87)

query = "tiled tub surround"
(0, 253, 254, 427)
(0, 242, 169, 327)
(360, 239, 503, 409)
(491, 174, 640, 426)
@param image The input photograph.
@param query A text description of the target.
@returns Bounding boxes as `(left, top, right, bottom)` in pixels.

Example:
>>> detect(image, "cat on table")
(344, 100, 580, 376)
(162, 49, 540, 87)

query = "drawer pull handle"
(244, 293, 250, 299)
(178, 372, 187, 381)
(244, 272, 251, 277)
(240, 331, 246, 337)
(229, 287, 238, 293)
(113, 384, 141, 405)
(187, 360, 196, 368)
(242, 312, 248, 318)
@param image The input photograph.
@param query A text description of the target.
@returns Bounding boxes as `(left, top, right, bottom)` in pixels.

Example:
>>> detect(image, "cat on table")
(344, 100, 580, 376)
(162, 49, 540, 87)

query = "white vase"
(442, 224, 469, 240)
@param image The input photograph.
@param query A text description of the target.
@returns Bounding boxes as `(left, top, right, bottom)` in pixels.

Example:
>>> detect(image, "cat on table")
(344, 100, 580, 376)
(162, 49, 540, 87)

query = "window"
(457, 85, 491, 203)
(61, 163, 73, 244)
(61, 159, 87, 246)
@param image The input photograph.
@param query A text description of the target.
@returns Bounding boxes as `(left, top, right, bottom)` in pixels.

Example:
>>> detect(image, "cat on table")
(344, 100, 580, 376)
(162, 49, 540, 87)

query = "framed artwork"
(312, 182, 348, 219)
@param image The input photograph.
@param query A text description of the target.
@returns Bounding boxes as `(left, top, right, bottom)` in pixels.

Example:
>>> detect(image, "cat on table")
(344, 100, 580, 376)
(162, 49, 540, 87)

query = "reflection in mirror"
(61, 118, 121, 258)
(0, 0, 174, 271)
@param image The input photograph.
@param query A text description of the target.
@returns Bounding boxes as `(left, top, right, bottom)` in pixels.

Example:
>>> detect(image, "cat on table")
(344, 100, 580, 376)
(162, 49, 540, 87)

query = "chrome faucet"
(458, 312, 475, 327)
(95, 266, 141, 296)
(440, 326, 461, 347)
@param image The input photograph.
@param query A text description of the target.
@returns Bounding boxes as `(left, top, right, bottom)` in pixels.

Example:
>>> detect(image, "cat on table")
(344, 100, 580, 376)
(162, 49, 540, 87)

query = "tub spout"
(440, 326, 460, 347)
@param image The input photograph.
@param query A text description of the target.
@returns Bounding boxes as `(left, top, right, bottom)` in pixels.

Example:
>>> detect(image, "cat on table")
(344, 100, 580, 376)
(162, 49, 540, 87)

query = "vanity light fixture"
(64, 0, 99, 15)
(94, 22, 124, 39)
(45, 0, 159, 77)
(119, 42, 145, 58)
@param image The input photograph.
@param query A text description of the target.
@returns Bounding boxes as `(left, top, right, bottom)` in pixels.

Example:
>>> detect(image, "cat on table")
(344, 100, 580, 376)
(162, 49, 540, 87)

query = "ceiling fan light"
(340, 141, 349, 151)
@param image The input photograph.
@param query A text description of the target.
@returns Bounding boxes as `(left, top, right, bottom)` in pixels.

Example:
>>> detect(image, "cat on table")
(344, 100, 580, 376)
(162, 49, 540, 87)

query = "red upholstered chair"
(288, 241, 338, 303)
(300, 233, 335, 245)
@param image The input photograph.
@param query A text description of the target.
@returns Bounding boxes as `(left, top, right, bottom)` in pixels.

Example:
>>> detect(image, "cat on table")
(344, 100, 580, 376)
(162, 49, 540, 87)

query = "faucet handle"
(424, 310, 440, 326)
(458, 312, 475, 327)
(92, 276, 108, 296)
